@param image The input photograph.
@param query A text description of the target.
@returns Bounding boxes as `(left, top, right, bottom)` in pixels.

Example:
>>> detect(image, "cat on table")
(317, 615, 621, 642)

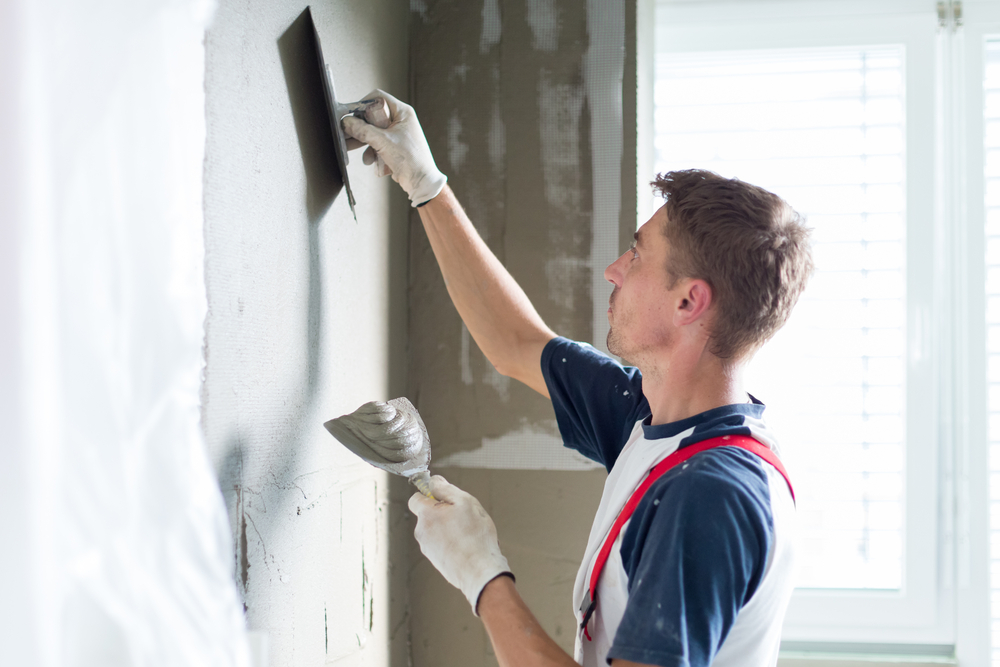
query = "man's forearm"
(478, 575, 579, 667)
(417, 186, 555, 395)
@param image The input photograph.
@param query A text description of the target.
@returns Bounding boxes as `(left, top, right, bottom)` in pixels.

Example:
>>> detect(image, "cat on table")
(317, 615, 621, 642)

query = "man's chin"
(606, 330, 623, 358)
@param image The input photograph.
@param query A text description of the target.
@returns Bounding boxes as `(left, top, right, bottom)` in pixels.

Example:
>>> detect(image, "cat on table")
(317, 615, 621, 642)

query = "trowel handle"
(359, 98, 392, 177)
(360, 97, 390, 128)
(410, 470, 436, 500)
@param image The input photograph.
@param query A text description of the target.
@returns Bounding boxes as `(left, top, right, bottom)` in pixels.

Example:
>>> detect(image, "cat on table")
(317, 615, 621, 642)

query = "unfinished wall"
(202, 2, 410, 666)
(407, 1, 637, 664)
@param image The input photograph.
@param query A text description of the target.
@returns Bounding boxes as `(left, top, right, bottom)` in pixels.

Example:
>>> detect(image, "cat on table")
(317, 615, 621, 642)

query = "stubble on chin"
(607, 288, 623, 356)
(607, 327, 623, 357)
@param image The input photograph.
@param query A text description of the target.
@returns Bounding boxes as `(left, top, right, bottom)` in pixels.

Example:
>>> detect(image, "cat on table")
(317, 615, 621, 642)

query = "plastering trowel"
(309, 6, 391, 221)
(324, 398, 436, 499)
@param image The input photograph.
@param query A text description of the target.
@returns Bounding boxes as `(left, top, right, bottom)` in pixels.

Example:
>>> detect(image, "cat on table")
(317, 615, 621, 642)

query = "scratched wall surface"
(409, 0, 592, 466)
(407, 1, 637, 664)
(409, 0, 633, 470)
(202, 2, 410, 666)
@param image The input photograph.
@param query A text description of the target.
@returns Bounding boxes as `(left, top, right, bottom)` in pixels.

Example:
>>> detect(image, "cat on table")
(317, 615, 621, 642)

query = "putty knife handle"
(410, 470, 436, 500)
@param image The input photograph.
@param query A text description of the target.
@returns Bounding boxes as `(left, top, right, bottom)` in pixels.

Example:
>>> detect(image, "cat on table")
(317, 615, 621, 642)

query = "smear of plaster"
(238, 489, 249, 593)
(583, 0, 625, 356)
(545, 256, 590, 311)
(526, 0, 559, 51)
(361, 546, 368, 633)
(410, 0, 428, 20)
(460, 323, 473, 385)
(447, 110, 468, 172)
(483, 363, 510, 403)
(435, 424, 602, 470)
(537, 71, 584, 214)
(488, 99, 505, 172)
(357, 544, 372, 648)
(480, 0, 501, 54)
(450, 63, 470, 84)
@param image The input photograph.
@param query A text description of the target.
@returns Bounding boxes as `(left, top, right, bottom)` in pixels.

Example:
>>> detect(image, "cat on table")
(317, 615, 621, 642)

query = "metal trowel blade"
(309, 7, 357, 220)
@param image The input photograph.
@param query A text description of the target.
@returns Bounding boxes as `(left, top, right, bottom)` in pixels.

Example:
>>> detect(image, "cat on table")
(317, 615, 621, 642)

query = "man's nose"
(604, 251, 627, 286)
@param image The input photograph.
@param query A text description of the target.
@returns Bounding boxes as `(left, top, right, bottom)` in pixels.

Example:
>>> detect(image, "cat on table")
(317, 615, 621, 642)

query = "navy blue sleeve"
(609, 448, 774, 667)
(540, 337, 649, 471)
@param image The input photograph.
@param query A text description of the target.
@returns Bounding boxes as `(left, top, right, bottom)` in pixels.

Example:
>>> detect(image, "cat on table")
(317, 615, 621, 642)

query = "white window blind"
(655, 46, 907, 590)
(984, 37, 1000, 667)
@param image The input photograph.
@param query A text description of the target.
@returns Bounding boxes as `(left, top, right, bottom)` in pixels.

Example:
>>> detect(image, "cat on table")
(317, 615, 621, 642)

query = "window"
(645, 0, 1000, 660)
(656, 44, 908, 592)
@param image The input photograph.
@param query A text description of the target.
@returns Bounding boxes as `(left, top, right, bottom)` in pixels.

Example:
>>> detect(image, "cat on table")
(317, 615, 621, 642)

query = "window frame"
(954, 4, 1000, 667)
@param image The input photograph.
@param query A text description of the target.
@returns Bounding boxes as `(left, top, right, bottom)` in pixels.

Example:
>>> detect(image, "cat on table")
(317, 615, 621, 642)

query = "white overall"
(571, 418, 798, 667)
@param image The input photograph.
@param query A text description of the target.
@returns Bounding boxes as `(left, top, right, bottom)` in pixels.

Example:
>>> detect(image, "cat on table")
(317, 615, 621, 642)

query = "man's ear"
(674, 279, 713, 326)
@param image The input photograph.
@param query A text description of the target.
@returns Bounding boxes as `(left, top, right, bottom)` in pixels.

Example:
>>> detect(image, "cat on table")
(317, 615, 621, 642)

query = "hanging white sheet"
(3, 0, 251, 664)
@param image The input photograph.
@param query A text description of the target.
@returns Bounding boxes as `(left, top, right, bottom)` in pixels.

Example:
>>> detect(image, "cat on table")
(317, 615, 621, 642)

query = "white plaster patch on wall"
(537, 71, 584, 214)
(526, 0, 559, 52)
(583, 0, 625, 356)
(483, 363, 511, 403)
(480, 0, 501, 54)
(488, 99, 506, 173)
(460, 323, 473, 385)
(435, 424, 602, 470)
(447, 110, 469, 172)
(545, 256, 590, 311)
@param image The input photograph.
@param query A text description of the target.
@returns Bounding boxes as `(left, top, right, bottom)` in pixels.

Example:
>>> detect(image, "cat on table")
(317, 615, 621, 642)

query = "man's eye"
(629, 242, 638, 259)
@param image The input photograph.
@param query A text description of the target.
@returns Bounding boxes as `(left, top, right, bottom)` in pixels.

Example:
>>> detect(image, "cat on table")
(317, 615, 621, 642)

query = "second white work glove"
(342, 90, 448, 208)
(408, 476, 513, 615)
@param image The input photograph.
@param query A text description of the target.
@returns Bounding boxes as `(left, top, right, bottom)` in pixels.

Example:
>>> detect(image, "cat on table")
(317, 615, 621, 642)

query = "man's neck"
(637, 346, 747, 426)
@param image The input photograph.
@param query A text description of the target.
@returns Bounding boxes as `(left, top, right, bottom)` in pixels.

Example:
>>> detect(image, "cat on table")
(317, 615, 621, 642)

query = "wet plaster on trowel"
(201, 1, 411, 666)
(407, 1, 636, 666)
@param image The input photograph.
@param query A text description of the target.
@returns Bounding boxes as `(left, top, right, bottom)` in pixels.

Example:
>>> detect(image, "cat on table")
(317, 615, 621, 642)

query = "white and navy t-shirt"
(540, 337, 797, 667)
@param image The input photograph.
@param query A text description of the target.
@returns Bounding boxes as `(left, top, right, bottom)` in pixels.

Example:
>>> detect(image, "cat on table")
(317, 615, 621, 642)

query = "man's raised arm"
(344, 91, 555, 396)
(416, 186, 555, 395)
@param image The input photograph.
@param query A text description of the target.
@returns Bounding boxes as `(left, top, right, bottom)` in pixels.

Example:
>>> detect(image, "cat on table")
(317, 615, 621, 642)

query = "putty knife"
(309, 6, 391, 221)
(324, 398, 436, 499)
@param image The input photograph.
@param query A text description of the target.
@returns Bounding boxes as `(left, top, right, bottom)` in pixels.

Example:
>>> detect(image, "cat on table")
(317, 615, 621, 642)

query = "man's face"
(604, 207, 684, 362)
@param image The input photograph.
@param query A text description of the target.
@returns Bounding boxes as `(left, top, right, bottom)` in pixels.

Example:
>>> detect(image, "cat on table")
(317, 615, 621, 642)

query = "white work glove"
(408, 475, 513, 615)
(342, 89, 448, 208)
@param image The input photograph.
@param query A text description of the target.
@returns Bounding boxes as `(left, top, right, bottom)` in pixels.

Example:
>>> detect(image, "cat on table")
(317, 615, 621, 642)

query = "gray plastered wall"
(201, 2, 411, 666)
(407, 1, 637, 664)
(408, 0, 596, 454)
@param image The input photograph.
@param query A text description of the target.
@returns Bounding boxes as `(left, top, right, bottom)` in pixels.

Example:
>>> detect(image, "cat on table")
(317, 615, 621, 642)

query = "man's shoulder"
(541, 336, 650, 469)
(644, 445, 773, 514)
(543, 336, 636, 372)
(620, 444, 778, 568)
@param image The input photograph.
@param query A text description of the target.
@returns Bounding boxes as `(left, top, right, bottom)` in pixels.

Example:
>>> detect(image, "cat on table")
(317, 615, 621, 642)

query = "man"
(344, 90, 813, 667)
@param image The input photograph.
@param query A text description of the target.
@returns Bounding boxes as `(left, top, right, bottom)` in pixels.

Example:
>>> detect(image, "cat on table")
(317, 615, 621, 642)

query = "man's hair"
(653, 169, 814, 361)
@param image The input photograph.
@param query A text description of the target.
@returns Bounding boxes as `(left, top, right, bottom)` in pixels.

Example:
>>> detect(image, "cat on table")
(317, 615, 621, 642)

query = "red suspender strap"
(580, 434, 794, 641)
